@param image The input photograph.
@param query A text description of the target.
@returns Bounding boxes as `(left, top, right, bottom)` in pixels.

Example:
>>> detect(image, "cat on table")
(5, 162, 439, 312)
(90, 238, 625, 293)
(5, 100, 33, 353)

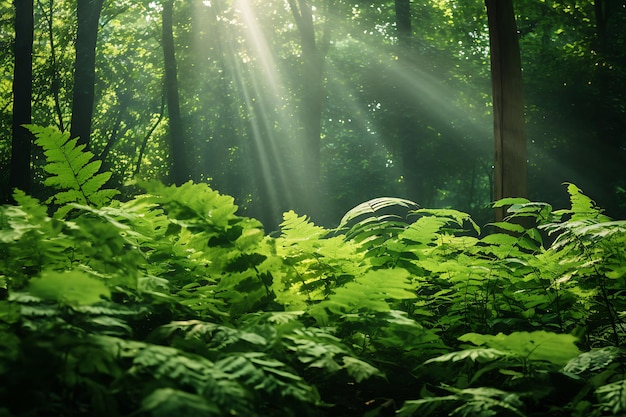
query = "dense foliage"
(1, 126, 624, 416)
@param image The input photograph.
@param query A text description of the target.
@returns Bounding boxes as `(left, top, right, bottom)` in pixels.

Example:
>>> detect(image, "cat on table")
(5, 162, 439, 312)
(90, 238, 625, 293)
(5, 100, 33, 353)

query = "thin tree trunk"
(99, 90, 132, 162)
(485, 0, 528, 221)
(70, 0, 105, 149)
(162, 0, 187, 185)
(38, 0, 65, 131)
(135, 95, 165, 177)
(8, 0, 34, 200)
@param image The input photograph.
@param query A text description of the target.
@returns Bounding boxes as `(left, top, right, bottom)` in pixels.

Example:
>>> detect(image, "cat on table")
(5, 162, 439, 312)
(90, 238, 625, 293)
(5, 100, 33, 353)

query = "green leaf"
(27, 125, 119, 212)
(337, 197, 419, 231)
(596, 379, 626, 415)
(424, 348, 508, 364)
(141, 388, 221, 417)
(308, 269, 415, 322)
(564, 347, 621, 374)
(458, 331, 580, 366)
(342, 356, 383, 382)
(492, 197, 531, 208)
(487, 222, 526, 234)
(27, 270, 111, 305)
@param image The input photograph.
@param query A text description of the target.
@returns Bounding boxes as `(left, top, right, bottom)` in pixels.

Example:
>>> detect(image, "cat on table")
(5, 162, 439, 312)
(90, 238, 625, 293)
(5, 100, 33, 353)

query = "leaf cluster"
(1, 136, 625, 416)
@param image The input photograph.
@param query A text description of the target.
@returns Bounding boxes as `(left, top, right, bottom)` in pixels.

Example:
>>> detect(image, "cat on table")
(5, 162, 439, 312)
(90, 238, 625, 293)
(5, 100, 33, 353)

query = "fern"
(307, 268, 415, 324)
(398, 386, 526, 417)
(337, 197, 419, 243)
(558, 183, 611, 221)
(596, 379, 626, 415)
(563, 347, 622, 375)
(140, 388, 221, 417)
(27, 125, 119, 214)
(424, 348, 509, 365)
(458, 331, 581, 367)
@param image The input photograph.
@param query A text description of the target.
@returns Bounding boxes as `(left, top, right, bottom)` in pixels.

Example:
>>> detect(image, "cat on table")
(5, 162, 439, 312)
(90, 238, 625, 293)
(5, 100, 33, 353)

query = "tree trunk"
(394, 0, 411, 47)
(8, 0, 34, 200)
(287, 0, 330, 223)
(43, 0, 65, 131)
(485, 0, 528, 221)
(162, 0, 187, 185)
(70, 0, 105, 150)
(393, 0, 423, 204)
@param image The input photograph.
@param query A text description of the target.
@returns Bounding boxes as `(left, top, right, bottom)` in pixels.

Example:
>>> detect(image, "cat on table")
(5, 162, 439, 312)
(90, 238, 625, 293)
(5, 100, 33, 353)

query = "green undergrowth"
(0, 126, 625, 416)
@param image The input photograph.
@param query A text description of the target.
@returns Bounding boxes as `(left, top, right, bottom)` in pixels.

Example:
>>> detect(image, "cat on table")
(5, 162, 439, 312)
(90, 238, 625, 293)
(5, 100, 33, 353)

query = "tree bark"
(485, 0, 528, 221)
(8, 0, 34, 200)
(162, 0, 187, 185)
(286, 0, 330, 222)
(41, 0, 65, 131)
(70, 0, 105, 149)
(393, 0, 423, 204)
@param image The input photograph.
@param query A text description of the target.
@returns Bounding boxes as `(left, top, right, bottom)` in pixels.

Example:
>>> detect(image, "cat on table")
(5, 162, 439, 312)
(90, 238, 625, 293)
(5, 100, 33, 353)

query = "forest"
(1, 0, 626, 416)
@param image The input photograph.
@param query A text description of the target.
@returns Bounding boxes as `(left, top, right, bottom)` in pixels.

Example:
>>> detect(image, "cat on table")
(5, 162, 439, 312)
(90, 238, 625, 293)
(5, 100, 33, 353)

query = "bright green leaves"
(275, 210, 367, 309)
(425, 348, 508, 365)
(2, 178, 626, 416)
(557, 183, 611, 221)
(308, 268, 415, 323)
(28, 125, 119, 213)
(337, 197, 418, 243)
(132, 180, 276, 318)
(141, 180, 241, 230)
(280, 210, 327, 242)
(28, 270, 111, 305)
(458, 331, 581, 367)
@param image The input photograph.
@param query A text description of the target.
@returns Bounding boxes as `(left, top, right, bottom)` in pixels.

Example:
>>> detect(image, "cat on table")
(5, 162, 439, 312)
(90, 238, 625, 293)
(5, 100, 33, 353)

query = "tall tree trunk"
(162, 0, 187, 185)
(287, 0, 330, 223)
(70, 0, 105, 149)
(485, 0, 527, 221)
(8, 0, 34, 200)
(393, 0, 423, 204)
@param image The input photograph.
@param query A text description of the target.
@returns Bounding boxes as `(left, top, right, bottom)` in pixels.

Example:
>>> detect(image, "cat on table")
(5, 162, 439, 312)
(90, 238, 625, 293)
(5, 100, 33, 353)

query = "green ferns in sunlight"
(28, 125, 119, 214)
(1, 174, 626, 416)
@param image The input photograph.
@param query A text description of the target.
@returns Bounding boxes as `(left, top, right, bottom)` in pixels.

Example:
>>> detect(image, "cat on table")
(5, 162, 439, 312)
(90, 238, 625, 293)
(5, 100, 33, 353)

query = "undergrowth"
(0, 126, 625, 416)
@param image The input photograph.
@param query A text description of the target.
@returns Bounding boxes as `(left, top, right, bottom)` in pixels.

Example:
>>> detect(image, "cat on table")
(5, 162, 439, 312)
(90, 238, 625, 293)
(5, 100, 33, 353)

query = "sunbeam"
(191, 0, 496, 225)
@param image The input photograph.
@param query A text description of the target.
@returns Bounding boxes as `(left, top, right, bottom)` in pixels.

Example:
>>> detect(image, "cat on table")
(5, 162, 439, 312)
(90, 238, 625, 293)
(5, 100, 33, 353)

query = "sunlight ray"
(234, 0, 302, 212)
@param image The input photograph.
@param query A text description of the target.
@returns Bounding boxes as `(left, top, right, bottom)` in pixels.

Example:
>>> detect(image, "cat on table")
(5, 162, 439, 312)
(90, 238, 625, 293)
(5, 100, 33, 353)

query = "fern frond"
(280, 210, 328, 241)
(424, 348, 508, 365)
(335, 197, 419, 262)
(27, 125, 119, 212)
(308, 268, 415, 323)
(596, 379, 626, 415)
(552, 183, 611, 221)
(337, 197, 419, 236)
(564, 347, 621, 375)
(140, 180, 241, 230)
